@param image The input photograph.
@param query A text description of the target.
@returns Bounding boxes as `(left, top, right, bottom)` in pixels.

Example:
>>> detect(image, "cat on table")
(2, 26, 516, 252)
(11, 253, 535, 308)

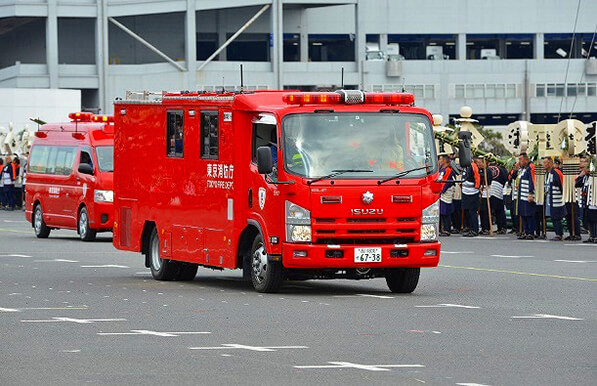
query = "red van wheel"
(33, 205, 51, 239)
(78, 207, 97, 241)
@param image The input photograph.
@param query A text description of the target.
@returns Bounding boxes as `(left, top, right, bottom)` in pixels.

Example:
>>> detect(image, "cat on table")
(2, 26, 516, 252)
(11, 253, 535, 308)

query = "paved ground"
(1, 209, 596, 385)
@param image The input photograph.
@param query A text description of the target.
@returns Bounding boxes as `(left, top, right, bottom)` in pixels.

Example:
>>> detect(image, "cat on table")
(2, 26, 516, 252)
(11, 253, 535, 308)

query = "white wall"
(0, 88, 81, 136)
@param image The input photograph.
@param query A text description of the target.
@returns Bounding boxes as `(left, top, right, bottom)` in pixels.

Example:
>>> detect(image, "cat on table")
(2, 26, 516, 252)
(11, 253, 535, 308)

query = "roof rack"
(124, 91, 166, 102)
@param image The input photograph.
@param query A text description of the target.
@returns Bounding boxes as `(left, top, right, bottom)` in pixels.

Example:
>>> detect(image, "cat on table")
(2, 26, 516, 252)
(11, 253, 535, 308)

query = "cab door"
(53, 146, 79, 228)
(73, 146, 96, 223)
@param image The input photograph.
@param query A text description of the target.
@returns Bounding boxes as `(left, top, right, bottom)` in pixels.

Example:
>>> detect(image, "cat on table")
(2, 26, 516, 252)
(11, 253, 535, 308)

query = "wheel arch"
(141, 220, 157, 268)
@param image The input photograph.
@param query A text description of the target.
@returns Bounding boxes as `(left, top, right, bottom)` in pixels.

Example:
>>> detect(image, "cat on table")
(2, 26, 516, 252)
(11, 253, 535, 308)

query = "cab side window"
(252, 124, 277, 163)
(167, 110, 184, 158)
(80, 149, 93, 169)
(201, 111, 219, 160)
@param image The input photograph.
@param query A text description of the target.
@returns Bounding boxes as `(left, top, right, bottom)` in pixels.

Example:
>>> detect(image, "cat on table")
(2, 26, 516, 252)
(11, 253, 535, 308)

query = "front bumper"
(88, 202, 114, 231)
(281, 242, 440, 269)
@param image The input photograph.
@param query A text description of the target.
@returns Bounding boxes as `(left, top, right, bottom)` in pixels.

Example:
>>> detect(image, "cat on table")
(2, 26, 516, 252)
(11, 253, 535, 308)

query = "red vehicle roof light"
(364, 92, 415, 105)
(68, 112, 93, 122)
(283, 93, 341, 105)
(72, 132, 86, 140)
(91, 114, 114, 123)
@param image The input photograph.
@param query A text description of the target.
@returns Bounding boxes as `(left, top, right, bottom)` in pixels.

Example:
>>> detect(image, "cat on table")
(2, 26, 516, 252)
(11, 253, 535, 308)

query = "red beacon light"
(283, 93, 341, 105)
(364, 92, 415, 105)
(91, 114, 114, 123)
(69, 112, 93, 122)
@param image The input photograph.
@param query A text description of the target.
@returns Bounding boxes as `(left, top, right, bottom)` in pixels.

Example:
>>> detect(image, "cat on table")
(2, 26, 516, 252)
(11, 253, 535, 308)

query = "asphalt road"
(1, 209, 596, 385)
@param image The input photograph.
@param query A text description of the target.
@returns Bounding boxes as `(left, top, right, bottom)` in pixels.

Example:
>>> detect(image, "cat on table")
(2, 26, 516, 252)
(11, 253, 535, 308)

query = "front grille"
(347, 218, 386, 223)
(315, 218, 336, 223)
(397, 217, 416, 222)
(316, 237, 415, 245)
(347, 229, 386, 234)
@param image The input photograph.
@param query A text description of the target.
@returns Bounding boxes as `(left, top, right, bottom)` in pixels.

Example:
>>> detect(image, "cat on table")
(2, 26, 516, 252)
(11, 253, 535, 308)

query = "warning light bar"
(69, 112, 93, 122)
(91, 114, 114, 123)
(282, 91, 414, 106)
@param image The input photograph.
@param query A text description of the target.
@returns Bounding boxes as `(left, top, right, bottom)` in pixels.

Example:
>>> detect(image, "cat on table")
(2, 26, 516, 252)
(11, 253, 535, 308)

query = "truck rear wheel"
(78, 207, 97, 241)
(177, 264, 198, 281)
(148, 228, 178, 281)
(33, 204, 51, 239)
(250, 234, 282, 293)
(385, 268, 420, 293)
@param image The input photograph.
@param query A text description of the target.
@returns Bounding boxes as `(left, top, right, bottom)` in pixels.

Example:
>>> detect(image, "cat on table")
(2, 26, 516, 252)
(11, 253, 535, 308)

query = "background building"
(0, 0, 596, 130)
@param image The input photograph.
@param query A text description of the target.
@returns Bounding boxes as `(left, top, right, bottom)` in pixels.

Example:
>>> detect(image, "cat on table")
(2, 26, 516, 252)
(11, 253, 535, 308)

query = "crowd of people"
(0, 153, 26, 211)
(438, 152, 597, 243)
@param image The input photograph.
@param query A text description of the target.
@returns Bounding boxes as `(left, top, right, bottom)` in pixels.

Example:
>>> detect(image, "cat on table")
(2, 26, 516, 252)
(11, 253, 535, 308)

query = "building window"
(284, 33, 300, 62)
(201, 111, 219, 160)
(227, 33, 270, 61)
(388, 34, 456, 60)
(196, 33, 218, 60)
(166, 110, 184, 158)
(544, 34, 582, 59)
(467, 34, 501, 59)
(369, 84, 437, 99)
(535, 82, 597, 97)
(580, 33, 597, 58)
(531, 112, 597, 124)
(453, 83, 518, 98)
(58, 18, 95, 64)
(504, 34, 534, 59)
(308, 34, 355, 61)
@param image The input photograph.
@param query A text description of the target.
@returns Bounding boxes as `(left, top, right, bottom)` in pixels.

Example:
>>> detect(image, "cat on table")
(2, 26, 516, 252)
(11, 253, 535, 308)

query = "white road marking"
(294, 362, 425, 372)
(357, 294, 394, 299)
(511, 314, 583, 321)
(554, 260, 597, 263)
(34, 259, 79, 263)
(416, 304, 481, 309)
(99, 330, 211, 337)
(456, 383, 491, 386)
(62, 350, 81, 353)
(21, 317, 126, 324)
(564, 243, 596, 246)
(491, 255, 533, 258)
(0, 307, 20, 312)
(80, 265, 130, 268)
(442, 251, 474, 254)
(0, 254, 32, 258)
(189, 344, 308, 352)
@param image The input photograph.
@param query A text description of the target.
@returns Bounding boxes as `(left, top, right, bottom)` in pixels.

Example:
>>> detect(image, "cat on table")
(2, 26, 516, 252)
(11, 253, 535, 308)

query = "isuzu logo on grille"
(351, 208, 384, 215)
(362, 191, 374, 204)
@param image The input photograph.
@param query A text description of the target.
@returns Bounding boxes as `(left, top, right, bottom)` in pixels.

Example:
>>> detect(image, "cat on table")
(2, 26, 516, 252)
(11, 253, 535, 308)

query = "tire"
(33, 204, 51, 238)
(177, 264, 198, 281)
(250, 234, 283, 293)
(78, 207, 97, 241)
(385, 268, 420, 293)
(148, 228, 178, 281)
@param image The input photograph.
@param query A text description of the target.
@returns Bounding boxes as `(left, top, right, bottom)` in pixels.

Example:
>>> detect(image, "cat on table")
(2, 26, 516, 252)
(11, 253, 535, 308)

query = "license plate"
(354, 247, 382, 263)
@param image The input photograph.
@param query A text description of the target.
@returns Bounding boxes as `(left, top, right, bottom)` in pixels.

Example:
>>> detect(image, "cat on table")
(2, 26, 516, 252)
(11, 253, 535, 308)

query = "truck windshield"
(282, 113, 436, 178)
(95, 145, 114, 172)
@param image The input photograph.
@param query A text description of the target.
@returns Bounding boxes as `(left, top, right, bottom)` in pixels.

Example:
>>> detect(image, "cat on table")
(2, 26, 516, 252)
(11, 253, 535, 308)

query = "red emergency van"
(25, 112, 114, 241)
(113, 90, 469, 293)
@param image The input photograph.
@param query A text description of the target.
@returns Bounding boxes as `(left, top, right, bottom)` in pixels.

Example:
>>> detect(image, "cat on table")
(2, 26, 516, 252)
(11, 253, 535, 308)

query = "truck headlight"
(420, 200, 439, 242)
(286, 201, 311, 242)
(94, 190, 114, 203)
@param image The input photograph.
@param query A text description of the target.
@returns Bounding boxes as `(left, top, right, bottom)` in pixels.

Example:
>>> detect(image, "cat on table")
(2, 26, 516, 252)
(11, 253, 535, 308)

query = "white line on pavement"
(189, 344, 308, 352)
(441, 251, 474, 254)
(34, 259, 79, 263)
(294, 362, 425, 372)
(511, 314, 583, 321)
(80, 265, 130, 268)
(491, 255, 533, 258)
(0, 254, 32, 258)
(554, 260, 597, 263)
(0, 307, 20, 312)
(416, 304, 481, 309)
(21, 317, 127, 324)
(98, 330, 211, 337)
(357, 294, 394, 299)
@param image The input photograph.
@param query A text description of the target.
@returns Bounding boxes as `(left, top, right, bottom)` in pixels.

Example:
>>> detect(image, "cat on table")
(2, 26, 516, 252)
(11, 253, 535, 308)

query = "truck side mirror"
(78, 163, 94, 175)
(257, 146, 273, 175)
(458, 131, 472, 168)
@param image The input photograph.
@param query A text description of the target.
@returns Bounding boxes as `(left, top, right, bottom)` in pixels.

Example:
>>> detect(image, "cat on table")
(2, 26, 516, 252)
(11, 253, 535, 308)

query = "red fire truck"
(25, 112, 114, 241)
(113, 90, 469, 293)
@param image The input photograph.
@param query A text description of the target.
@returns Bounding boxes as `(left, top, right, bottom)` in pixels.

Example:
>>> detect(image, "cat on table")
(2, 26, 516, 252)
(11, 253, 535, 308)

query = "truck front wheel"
(250, 234, 282, 293)
(148, 228, 178, 281)
(385, 268, 420, 293)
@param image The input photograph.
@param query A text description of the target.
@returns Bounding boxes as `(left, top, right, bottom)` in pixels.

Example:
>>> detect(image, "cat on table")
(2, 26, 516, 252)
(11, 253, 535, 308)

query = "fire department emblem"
(362, 191, 374, 205)
(258, 187, 266, 210)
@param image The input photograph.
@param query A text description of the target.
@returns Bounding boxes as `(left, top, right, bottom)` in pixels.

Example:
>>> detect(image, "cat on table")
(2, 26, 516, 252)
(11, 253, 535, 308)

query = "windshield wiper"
(377, 165, 431, 185)
(308, 169, 373, 185)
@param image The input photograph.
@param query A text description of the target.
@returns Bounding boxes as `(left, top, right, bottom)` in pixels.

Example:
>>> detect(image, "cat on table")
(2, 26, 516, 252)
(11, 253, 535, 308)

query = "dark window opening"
(309, 34, 355, 61)
(58, 18, 95, 64)
(284, 33, 300, 62)
(196, 33, 218, 60)
(252, 123, 277, 163)
(167, 110, 184, 158)
(201, 111, 219, 160)
(388, 34, 456, 60)
(531, 112, 597, 124)
(467, 34, 500, 59)
(544, 33, 584, 59)
(227, 33, 270, 61)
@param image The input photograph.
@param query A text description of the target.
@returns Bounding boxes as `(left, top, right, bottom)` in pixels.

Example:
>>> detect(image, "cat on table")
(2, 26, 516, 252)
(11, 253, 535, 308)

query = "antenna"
(221, 77, 225, 93)
(341, 67, 344, 89)
(401, 77, 406, 93)
(240, 64, 244, 91)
